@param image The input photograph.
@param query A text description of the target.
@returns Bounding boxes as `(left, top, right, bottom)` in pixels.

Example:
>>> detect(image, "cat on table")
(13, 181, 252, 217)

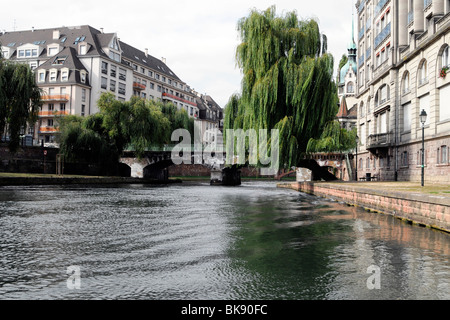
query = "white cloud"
(1, 0, 356, 107)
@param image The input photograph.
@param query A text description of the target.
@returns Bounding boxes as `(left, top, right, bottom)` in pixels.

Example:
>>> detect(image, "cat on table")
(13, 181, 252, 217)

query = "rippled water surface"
(0, 181, 449, 300)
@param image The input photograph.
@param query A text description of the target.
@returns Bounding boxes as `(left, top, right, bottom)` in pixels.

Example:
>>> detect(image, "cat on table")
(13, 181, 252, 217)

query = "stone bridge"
(119, 150, 241, 185)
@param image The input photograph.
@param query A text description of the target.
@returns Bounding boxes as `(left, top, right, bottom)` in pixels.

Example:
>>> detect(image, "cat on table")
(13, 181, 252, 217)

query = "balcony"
(39, 127, 58, 134)
(41, 94, 69, 102)
(38, 111, 69, 117)
(133, 82, 146, 91)
(375, 0, 389, 16)
(367, 132, 393, 150)
(162, 92, 197, 107)
(375, 22, 391, 48)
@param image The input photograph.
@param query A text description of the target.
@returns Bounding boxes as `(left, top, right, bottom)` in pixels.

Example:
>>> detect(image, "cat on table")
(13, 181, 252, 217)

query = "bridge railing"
(124, 144, 227, 153)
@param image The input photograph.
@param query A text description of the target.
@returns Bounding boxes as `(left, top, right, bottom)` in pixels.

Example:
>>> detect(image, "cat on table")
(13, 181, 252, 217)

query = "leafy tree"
(306, 121, 357, 154)
(224, 6, 338, 169)
(58, 93, 194, 163)
(0, 60, 42, 151)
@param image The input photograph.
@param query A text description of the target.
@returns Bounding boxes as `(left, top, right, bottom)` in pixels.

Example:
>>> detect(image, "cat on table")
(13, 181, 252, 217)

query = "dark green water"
(0, 181, 448, 300)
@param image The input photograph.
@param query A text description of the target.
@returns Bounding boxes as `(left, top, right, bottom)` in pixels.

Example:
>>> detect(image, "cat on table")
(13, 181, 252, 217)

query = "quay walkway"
(278, 181, 450, 233)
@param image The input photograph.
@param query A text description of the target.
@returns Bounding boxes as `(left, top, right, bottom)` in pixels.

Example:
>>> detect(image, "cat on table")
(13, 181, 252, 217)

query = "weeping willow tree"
(224, 6, 338, 169)
(0, 60, 42, 152)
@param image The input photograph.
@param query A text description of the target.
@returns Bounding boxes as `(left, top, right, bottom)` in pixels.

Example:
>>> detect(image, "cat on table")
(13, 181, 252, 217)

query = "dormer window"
(48, 47, 59, 56)
(50, 70, 57, 82)
(110, 38, 119, 51)
(80, 45, 87, 55)
(38, 71, 46, 83)
(81, 71, 87, 83)
(61, 69, 69, 82)
(53, 56, 67, 65)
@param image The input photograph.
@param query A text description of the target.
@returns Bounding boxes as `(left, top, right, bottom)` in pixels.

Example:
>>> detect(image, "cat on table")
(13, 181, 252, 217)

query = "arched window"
(376, 84, 390, 107)
(402, 71, 410, 94)
(367, 97, 371, 114)
(418, 59, 428, 86)
(347, 82, 354, 93)
(441, 45, 449, 68)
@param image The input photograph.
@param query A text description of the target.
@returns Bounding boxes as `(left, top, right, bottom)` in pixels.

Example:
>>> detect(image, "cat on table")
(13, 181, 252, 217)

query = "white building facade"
(1, 25, 200, 144)
(355, 0, 450, 182)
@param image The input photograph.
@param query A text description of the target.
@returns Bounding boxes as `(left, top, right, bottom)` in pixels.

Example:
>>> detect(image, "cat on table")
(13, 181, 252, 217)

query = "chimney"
(145, 48, 148, 57)
(100, 28, 104, 34)
(32, 27, 35, 32)
(53, 30, 60, 40)
(162, 57, 166, 64)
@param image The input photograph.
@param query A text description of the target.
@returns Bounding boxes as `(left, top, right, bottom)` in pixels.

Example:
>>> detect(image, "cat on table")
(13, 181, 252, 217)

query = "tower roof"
(337, 95, 349, 118)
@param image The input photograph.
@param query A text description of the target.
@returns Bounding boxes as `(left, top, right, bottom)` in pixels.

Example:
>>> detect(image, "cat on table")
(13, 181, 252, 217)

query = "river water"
(0, 181, 448, 300)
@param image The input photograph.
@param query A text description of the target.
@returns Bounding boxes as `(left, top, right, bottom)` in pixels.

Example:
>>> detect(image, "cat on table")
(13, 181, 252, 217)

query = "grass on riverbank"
(0, 172, 109, 179)
(325, 181, 450, 196)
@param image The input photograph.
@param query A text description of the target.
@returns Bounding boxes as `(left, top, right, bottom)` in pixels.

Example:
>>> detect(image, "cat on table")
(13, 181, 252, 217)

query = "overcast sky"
(1, 0, 356, 107)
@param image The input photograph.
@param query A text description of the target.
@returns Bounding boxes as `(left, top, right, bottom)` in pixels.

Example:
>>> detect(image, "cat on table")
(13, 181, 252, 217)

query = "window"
(101, 77, 107, 89)
(81, 105, 85, 117)
(157, 85, 162, 92)
(418, 60, 428, 86)
(110, 38, 119, 51)
(439, 84, 450, 121)
(60, 103, 66, 111)
(81, 72, 86, 83)
(110, 80, 116, 92)
(110, 65, 117, 78)
(438, 146, 448, 164)
(119, 68, 126, 81)
(150, 83, 155, 90)
(118, 83, 126, 95)
(48, 119, 54, 127)
(50, 70, 57, 82)
(101, 61, 108, 74)
(378, 112, 387, 134)
(442, 45, 449, 68)
(82, 89, 86, 103)
(38, 71, 45, 82)
(48, 104, 54, 111)
(148, 70, 153, 78)
(401, 151, 409, 167)
(366, 158, 370, 169)
(360, 102, 365, 117)
(347, 82, 354, 93)
(156, 74, 160, 80)
(403, 103, 411, 132)
(61, 70, 68, 82)
(48, 47, 58, 56)
(402, 72, 410, 94)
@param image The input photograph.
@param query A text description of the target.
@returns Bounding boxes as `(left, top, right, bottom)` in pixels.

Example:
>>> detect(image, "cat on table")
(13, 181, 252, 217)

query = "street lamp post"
(419, 109, 427, 187)
(355, 135, 359, 182)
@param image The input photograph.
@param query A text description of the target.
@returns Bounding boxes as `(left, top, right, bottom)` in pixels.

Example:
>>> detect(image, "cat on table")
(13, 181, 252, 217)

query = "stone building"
(0, 25, 199, 144)
(354, 0, 450, 183)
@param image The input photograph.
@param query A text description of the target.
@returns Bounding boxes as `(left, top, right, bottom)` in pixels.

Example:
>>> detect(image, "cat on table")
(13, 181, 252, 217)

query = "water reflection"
(0, 182, 448, 300)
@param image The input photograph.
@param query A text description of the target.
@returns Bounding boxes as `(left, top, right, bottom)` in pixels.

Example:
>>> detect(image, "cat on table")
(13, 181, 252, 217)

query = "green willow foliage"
(224, 6, 338, 169)
(58, 92, 194, 164)
(306, 121, 357, 154)
(0, 59, 42, 152)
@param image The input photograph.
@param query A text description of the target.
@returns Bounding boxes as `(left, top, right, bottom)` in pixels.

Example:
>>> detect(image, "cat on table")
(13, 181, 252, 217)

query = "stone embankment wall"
(279, 182, 450, 233)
